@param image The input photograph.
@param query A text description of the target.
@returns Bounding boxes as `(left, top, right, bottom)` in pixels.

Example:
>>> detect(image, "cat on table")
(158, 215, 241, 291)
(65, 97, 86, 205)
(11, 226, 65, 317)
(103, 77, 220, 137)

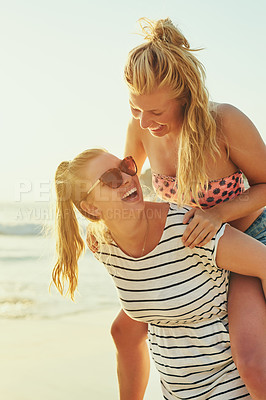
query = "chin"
(149, 126, 168, 138)
(124, 194, 145, 211)
(150, 131, 168, 138)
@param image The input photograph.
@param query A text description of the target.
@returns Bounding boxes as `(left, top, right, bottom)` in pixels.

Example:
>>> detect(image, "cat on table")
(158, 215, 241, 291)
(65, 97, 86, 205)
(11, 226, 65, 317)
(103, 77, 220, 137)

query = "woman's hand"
(182, 208, 223, 248)
(86, 229, 99, 253)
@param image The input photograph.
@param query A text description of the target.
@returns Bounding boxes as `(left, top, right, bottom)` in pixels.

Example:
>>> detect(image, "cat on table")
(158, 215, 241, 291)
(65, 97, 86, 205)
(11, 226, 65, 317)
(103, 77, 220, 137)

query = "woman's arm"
(212, 104, 266, 222)
(183, 104, 266, 248)
(216, 225, 266, 295)
(124, 117, 147, 174)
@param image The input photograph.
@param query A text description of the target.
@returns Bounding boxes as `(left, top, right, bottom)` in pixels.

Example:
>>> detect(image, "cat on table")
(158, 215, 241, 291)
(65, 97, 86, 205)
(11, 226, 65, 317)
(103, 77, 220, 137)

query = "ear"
(80, 200, 101, 218)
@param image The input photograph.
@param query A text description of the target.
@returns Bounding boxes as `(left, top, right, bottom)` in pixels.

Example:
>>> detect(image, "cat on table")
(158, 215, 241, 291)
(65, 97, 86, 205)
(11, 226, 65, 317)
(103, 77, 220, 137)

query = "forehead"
(129, 86, 174, 110)
(84, 153, 120, 183)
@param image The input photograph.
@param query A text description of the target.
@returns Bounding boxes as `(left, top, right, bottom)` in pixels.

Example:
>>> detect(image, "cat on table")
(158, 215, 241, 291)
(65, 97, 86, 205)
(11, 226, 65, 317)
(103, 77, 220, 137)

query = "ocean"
(0, 201, 119, 320)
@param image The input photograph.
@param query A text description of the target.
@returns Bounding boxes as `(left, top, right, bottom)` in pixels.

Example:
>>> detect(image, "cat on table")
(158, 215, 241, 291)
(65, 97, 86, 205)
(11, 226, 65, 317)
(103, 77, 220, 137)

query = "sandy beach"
(0, 209, 161, 400)
(0, 308, 162, 400)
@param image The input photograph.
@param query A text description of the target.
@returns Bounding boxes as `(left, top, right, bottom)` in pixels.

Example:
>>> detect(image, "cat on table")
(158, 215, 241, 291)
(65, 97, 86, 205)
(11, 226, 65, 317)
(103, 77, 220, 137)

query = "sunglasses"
(86, 156, 137, 196)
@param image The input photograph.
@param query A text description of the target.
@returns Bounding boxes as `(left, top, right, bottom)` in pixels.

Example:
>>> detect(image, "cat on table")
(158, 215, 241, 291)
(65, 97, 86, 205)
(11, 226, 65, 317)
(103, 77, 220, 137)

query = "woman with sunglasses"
(53, 148, 266, 400)
(93, 17, 266, 400)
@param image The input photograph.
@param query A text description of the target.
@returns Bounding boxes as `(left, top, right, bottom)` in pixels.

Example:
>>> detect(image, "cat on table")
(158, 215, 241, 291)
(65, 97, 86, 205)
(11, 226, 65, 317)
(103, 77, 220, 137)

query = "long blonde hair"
(124, 18, 220, 205)
(53, 148, 111, 300)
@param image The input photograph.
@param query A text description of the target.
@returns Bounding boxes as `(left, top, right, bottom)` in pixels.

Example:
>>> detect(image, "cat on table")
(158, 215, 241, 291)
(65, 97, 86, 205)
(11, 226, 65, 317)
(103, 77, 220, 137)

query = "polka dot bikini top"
(152, 170, 245, 209)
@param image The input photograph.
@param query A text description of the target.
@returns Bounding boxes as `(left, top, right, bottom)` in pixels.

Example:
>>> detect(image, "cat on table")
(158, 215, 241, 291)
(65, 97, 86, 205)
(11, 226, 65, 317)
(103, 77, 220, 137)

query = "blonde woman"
(53, 149, 266, 400)
(96, 18, 266, 400)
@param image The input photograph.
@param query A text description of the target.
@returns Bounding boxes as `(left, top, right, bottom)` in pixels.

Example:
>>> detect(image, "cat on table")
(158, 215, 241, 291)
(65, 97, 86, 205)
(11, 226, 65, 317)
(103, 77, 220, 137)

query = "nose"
(139, 111, 152, 129)
(121, 171, 131, 186)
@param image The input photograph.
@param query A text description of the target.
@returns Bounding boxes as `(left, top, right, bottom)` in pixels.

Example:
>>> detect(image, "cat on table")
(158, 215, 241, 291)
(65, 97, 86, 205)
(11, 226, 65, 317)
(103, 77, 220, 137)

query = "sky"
(1, 0, 266, 203)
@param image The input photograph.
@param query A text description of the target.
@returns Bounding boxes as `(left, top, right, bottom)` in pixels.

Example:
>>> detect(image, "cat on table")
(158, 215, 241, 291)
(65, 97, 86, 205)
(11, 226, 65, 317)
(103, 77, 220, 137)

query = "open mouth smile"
(150, 124, 163, 130)
(122, 187, 138, 201)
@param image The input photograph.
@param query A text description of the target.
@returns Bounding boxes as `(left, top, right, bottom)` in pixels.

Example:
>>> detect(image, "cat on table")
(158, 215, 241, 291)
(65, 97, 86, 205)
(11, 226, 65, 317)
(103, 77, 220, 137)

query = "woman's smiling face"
(82, 153, 144, 220)
(129, 86, 185, 138)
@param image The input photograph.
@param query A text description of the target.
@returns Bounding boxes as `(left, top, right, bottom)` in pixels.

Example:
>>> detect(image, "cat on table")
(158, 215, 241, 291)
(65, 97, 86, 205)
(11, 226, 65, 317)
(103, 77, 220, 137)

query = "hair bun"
(138, 17, 190, 49)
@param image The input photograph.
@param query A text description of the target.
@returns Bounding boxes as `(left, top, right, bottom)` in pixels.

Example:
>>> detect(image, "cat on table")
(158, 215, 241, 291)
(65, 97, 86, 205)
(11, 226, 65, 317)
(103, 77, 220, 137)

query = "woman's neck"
(105, 202, 169, 258)
(106, 206, 148, 257)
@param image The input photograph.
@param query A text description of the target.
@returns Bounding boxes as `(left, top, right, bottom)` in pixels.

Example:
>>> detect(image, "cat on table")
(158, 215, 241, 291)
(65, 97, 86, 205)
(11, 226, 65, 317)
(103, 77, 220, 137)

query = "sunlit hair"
(53, 148, 111, 300)
(124, 17, 220, 205)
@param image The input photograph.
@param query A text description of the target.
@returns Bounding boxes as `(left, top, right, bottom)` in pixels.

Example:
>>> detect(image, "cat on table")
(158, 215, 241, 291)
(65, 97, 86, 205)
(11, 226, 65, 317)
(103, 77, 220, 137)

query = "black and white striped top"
(95, 204, 251, 399)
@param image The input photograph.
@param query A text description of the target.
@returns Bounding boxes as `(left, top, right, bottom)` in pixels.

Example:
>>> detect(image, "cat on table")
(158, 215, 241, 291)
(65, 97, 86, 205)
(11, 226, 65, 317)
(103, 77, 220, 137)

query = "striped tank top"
(95, 204, 251, 399)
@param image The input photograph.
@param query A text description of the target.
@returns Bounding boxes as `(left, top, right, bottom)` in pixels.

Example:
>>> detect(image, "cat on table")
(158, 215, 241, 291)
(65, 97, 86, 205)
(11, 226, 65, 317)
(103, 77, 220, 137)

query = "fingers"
(90, 242, 99, 253)
(86, 233, 99, 253)
(182, 212, 199, 244)
(196, 232, 215, 248)
(182, 218, 217, 248)
(183, 208, 196, 224)
(182, 208, 222, 248)
(183, 226, 215, 248)
(183, 224, 206, 248)
(182, 209, 208, 246)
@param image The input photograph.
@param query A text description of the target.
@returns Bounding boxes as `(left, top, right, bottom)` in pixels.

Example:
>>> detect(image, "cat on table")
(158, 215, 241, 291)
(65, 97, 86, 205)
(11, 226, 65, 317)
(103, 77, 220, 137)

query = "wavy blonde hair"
(124, 18, 220, 205)
(53, 148, 111, 300)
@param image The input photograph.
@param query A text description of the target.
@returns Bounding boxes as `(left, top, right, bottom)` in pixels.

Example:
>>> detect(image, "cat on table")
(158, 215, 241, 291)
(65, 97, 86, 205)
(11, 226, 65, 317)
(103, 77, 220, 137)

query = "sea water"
(0, 201, 119, 320)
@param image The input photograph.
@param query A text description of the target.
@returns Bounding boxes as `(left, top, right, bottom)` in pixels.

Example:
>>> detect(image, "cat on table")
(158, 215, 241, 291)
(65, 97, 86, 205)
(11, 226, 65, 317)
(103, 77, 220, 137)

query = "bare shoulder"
(216, 103, 243, 117)
(215, 103, 262, 140)
(214, 103, 266, 182)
